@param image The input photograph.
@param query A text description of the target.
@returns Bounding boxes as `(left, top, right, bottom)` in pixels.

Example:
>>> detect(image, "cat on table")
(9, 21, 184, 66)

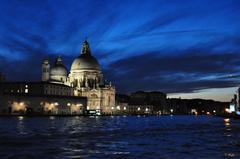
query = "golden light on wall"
(43, 102, 57, 112)
(70, 103, 82, 113)
(76, 103, 82, 107)
(12, 102, 26, 112)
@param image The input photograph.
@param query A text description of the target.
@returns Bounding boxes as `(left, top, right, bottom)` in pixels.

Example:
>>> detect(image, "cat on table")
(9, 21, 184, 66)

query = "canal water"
(0, 116, 239, 159)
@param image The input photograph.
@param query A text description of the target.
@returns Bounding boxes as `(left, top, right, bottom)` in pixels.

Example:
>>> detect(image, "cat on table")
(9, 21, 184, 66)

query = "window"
(91, 94, 98, 98)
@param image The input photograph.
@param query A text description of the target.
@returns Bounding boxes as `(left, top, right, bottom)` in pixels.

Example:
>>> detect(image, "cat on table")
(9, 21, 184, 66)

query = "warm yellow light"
(12, 102, 26, 112)
(224, 118, 230, 122)
(224, 118, 230, 126)
(43, 103, 55, 112)
(225, 108, 230, 113)
(67, 103, 71, 106)
(18, 116, 24, 120)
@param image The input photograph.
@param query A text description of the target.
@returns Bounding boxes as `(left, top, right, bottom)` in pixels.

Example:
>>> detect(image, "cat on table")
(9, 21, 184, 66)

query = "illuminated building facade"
(0, 82, 86, 115)
(41, 40, 115, 114)
(0, 40, 115, 115)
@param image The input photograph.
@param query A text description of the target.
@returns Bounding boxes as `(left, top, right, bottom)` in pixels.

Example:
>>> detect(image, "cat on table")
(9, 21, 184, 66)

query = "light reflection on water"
(0, 116, 239, 159)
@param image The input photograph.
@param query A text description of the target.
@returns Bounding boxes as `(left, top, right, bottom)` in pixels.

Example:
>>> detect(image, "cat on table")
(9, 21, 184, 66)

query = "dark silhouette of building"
(116, 92, 228, 115)
(167, 98, 228, 115)
(116, 91, 167, 114)
(0, 73, 5, 82)
(129, 91, 167, 113)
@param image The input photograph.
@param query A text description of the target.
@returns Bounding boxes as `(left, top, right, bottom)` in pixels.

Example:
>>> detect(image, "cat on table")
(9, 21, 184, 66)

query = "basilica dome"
(71, 40, 101, 71)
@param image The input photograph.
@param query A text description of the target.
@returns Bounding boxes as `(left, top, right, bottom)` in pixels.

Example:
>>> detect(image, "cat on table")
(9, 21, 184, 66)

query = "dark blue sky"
(0, 0, 240, 101)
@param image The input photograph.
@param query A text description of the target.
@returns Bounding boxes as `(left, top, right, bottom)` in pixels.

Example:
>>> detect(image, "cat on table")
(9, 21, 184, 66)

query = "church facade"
(41, 40, 115, 115)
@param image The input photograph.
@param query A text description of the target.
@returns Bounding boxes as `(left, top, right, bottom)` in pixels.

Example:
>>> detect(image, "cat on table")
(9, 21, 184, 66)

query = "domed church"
(41, 40, 115, 114)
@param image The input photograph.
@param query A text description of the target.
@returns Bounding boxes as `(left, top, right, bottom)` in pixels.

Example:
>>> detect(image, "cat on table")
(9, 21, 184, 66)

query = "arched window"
(91, 94, 98, 98)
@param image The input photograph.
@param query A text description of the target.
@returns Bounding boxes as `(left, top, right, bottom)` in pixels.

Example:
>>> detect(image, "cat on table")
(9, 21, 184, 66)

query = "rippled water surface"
(0, 115, 240, 159)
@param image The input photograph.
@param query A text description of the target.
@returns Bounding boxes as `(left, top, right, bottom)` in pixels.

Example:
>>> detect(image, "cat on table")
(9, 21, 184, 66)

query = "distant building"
(115, 91, 167, 115)
(167, 98, 227, 115)
(0, 73, 5, 82)
(227, 88, 240, 113)
(237, 87, 240, 111)
(129, 91, 167, 113)
(116, 93, 228, 115)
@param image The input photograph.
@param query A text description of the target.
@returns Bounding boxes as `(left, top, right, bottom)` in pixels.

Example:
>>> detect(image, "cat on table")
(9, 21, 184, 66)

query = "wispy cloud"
(0, 0, 240, 98)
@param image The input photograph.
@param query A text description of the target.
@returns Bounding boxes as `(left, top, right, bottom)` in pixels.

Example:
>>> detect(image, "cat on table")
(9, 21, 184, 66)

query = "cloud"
(0, 0, 240, 98)
(0, 29, 74, 81)
(110, 10, 190, 42)
(104, 48, 240, 93)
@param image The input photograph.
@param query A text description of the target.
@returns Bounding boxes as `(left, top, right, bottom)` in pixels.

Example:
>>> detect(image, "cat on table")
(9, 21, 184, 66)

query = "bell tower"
(42, 59, 50, 81)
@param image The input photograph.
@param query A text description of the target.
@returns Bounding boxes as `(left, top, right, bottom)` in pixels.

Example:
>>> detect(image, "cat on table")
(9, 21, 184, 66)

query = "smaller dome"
(50, 65, 67, 76)
(50, 56, 68, 77)
(43, 58, 49, 64)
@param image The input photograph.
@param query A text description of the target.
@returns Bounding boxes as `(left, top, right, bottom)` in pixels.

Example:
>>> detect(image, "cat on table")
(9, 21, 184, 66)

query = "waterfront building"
(129, 91, 166, 113)
(115, 91, 167, 115)
(42, 40, 115, 114)
(237, 87, 240, 111)
(0, 40, 115, 115)
(167, 98, 227, 115)
(0, 82, 74, 96)
(116, 94, 229, 115)
(0, 82, 86, 115)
